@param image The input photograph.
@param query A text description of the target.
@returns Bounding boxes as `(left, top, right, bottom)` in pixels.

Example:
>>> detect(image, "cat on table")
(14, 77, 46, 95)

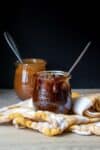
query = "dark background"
(0, 1, 100, 89)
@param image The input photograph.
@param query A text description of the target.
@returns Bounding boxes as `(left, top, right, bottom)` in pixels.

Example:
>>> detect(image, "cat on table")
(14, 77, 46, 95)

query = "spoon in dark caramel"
(68, 41, 91, 75)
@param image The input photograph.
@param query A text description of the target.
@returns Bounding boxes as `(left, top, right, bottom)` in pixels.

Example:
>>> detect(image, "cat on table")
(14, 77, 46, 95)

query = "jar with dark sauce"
(14, 58, 46, 100)
(33, 71, 72, 114)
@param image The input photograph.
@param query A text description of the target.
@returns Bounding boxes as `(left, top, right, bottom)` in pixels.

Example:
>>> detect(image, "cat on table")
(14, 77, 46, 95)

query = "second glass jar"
(14, 58, 46, 100)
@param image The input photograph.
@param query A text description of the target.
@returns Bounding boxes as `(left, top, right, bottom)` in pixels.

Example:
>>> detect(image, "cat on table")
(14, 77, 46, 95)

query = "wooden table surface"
(0, 89, 100, 150)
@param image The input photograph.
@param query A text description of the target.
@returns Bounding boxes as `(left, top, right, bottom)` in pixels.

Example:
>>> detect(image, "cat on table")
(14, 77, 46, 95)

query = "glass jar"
(14, 58, 46, 100)
(33, 71, 72, 114)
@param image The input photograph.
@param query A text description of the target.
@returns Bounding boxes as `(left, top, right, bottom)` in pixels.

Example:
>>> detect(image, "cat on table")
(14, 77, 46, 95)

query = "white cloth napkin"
(0, 94, 100, 136)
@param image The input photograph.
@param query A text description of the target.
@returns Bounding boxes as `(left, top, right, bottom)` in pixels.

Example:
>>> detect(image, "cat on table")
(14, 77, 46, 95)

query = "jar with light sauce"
(33, 71, 72, 114)
(14, 58, 46, 100)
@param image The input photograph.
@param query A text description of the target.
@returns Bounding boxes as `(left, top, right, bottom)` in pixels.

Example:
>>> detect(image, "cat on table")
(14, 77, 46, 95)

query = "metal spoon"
(68, 41, 91, 75)
(4, 32, 23, 63)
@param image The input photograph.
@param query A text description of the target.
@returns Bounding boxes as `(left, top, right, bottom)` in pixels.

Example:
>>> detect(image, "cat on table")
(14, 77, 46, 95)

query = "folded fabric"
(73, 93, 100, 117)
(0, 99, 89, 136)
(0, 94, 100, 136)
(70, 122, 100, 135)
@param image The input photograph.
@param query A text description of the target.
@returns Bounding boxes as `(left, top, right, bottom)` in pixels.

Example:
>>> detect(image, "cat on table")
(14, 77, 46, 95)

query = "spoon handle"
(68, 41, 91, 75)
(4, 32, 23, 63)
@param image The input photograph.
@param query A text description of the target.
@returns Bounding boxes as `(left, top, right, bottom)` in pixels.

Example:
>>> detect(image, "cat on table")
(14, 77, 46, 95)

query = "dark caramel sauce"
(33, 72, 72, 114)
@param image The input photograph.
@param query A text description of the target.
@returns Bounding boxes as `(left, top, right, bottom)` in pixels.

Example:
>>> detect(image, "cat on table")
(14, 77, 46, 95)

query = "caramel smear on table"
(72, 92, 80, 100)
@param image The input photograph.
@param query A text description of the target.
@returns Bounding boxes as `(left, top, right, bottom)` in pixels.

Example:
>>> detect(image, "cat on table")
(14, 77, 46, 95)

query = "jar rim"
(15, 58, 47, 65)
(37, 70, 71, 79)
